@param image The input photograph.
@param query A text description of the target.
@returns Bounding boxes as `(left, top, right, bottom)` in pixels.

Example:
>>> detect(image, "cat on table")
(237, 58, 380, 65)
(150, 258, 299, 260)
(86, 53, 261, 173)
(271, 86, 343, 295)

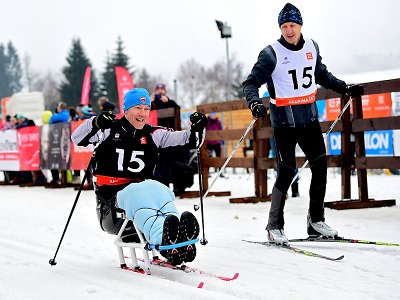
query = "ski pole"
(194, 118, 257, 211)
(49, 132, 104, 266)
(195, 131, 208, 245)
(290, 96, 355, 185)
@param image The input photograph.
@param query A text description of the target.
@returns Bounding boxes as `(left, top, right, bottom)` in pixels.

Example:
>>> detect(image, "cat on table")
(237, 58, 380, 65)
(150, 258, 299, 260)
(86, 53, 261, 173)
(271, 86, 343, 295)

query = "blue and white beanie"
(123, 88, 151, 112)
(278, 3, 303, 27)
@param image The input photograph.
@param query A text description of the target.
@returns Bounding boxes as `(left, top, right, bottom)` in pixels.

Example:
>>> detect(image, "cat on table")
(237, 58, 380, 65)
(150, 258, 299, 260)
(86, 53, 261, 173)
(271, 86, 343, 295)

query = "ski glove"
(94, 111, 116, 129)
(249, 100, 267, 118)
(346, 84, 365, 98)
(190, 112, 208, 132)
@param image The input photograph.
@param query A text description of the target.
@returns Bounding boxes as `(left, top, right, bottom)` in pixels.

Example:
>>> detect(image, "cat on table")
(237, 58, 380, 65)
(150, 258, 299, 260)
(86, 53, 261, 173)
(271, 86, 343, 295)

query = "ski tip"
(219, 272, 240, 281)
(335, 255, 345, 261)
(197, 282, 205, 288)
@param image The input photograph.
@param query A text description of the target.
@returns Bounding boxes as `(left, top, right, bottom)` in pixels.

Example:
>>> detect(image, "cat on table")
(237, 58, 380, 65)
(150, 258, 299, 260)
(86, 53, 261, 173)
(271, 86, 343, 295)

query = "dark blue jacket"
(243, 35, 346, 128)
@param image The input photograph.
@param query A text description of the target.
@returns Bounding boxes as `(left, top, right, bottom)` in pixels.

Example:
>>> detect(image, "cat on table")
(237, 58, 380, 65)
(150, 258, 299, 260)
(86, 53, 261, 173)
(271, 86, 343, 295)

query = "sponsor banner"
(40, 123, 71, 170)
(148, 110, 158, 126)
(115, 66, 134, 117)
(17, 126, 40, 170)
(80, 66, 91, 105)
(328, 130, 394, 156)
(70, 121, 94, 170)
(326, 93, 392, 121)
(0, 129, 19, 170)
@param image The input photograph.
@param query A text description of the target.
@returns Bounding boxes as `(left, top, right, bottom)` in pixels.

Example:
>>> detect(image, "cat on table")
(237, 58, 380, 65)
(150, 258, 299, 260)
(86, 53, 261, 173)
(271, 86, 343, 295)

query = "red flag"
(80, 66, 91, 105)
(1, 97, 10, 123)
(115, 66, 134, 115)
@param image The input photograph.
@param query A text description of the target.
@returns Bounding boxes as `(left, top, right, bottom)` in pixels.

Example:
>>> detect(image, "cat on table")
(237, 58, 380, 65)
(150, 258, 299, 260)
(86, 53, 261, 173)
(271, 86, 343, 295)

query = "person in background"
(14, 114, 36, 184)
(71, 88, 207, 266)
(242, 3, 365, 244)
(69, 106, 77, 121)
(151, 83, 193, 194)
(15, 113, 35, 129)
(97, 96, 117, 113)
(73, 104, 84, 120)
(1, 115, 17, 131)
(81, 104, 96, 119)
(206, 112, 225, 177)
(49, 102, 69, 124)
(150, 83, 180, 128)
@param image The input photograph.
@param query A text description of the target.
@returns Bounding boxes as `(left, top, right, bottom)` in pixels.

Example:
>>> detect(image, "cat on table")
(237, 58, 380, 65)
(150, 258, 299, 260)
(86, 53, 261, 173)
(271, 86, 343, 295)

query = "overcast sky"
(2, 0, 399, 88)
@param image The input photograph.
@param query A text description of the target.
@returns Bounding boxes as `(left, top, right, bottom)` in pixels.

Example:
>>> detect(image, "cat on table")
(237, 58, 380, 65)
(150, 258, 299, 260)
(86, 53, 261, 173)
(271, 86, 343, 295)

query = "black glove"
(190, 112, 208, 132)
(94, 111, 116, 129)
(249, 100, 267, 118)
(346, 84, 364, 98)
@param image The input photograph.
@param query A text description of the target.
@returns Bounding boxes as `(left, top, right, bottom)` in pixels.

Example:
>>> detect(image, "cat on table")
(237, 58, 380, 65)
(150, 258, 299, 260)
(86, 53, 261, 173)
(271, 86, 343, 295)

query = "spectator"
(69, 106, 77, 121)
(49, 102, 69, 124)
(1, 115, 17, 131)
(81, 104, 96, 119)
(15, 113, 35, 129)
(97, 96, 117, 113)
(151, 83, 194, 195)
(206, 112, 225, 177)
(14, 114, 36, 184)
(150, 83, 179, 128)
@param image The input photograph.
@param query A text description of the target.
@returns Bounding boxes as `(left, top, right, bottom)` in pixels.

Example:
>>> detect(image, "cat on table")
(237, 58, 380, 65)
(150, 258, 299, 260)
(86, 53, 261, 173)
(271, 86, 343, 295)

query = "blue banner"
(327, 130, 394, 156)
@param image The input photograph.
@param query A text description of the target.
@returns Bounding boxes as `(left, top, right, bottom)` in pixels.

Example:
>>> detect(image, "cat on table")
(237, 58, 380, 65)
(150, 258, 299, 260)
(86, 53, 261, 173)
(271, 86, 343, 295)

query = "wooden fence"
(196, 78, 400, 210)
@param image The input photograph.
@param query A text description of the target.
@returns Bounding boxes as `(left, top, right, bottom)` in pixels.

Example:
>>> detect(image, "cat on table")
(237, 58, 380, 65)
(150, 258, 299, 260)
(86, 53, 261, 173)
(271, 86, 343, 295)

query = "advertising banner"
(328, 130, 394, 156)
(70, 121, 94, 170)
(0, 129, 19, 170)
(40, 123, 71, 170)
(17, 126, 40, 170)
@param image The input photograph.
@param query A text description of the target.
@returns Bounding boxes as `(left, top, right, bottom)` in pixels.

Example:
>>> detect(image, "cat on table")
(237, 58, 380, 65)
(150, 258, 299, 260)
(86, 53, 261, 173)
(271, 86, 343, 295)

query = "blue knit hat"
(82, 105, 93, 115)
(123, 88, 151, 111)
(278, 3, 303, 27)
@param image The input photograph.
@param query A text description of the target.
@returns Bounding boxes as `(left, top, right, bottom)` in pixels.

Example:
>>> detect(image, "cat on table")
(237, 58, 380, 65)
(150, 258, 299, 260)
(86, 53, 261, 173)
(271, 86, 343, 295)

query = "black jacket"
(243, 35, 347, 127)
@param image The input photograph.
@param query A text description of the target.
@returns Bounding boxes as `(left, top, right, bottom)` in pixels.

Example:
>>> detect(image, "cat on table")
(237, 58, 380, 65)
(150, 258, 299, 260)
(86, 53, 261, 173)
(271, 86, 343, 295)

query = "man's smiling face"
(125, 104, 151, 129)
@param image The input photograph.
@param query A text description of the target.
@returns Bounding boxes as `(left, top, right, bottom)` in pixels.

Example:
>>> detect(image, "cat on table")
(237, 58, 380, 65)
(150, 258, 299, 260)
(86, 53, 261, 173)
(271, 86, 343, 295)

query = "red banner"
(148, 110, 158, 126)
(70, 121, 94, 170)
(115, 66, 134, 117)
(17, 126, 40, 171)
(81, 66, 91, 105)
(326, 93, 392, 121)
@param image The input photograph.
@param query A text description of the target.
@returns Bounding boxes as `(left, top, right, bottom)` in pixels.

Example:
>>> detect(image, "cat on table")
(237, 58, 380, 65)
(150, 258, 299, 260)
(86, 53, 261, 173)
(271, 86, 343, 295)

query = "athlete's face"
(280, 22, 302, 45)
(125, 104, 151, 129)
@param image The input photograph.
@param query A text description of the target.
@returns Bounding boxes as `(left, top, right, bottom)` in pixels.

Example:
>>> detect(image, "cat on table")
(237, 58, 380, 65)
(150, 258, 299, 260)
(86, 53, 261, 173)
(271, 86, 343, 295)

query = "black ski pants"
(269, 120, 327, 228)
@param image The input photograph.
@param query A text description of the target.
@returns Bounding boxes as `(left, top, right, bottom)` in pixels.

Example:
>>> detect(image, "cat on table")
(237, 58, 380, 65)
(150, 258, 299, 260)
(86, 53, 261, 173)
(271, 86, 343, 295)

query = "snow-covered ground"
(1, 168, 399, 300)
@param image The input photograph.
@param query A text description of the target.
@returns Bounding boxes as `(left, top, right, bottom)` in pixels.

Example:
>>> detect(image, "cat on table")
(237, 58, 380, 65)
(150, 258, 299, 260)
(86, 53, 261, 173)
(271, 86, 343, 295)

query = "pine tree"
(0, 44, 9, 99)
(0, 42, 23, 99)
(59, 38, 97, 108)
(136, 68, 154, 92)
(6, 42, 23, 95)
(99, 36, 133, 104)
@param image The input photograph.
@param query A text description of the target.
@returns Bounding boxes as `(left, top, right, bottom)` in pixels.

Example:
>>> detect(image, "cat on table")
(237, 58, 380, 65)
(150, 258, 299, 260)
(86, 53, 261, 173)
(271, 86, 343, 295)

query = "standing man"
(242, 3, 364, 244)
